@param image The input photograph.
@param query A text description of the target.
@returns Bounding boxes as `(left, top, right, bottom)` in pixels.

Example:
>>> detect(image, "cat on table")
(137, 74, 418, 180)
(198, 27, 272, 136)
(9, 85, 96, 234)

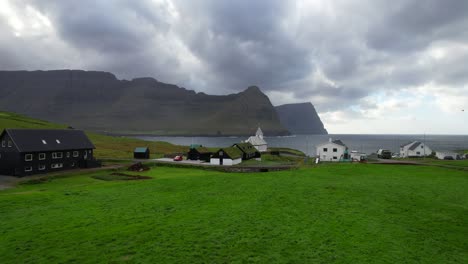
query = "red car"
(173, 155, 183, 161)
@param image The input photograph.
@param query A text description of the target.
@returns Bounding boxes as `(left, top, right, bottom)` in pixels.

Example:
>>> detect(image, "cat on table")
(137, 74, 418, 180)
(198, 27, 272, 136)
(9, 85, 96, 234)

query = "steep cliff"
(275, 103, 328, 135)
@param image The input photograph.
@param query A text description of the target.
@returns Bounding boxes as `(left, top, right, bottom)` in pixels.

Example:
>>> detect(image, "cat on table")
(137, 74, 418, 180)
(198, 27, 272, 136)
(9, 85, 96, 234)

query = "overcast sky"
(1, 0, 467, 134)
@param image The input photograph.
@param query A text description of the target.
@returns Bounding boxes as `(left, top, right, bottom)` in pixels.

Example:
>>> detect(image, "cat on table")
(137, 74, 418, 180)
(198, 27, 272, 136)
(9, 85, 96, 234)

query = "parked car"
(443, 156, 454, 160)
(173, 155, 183, 161)
(377, 149, 392, 159)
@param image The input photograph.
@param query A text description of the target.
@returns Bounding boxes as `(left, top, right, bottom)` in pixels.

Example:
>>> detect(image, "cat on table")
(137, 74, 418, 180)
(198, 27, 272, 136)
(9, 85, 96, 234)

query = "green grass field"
(0, 164, 467, 263)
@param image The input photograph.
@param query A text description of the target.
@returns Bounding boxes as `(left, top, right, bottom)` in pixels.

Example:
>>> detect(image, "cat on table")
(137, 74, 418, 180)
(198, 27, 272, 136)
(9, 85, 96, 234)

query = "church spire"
(256, 127, 264, 139)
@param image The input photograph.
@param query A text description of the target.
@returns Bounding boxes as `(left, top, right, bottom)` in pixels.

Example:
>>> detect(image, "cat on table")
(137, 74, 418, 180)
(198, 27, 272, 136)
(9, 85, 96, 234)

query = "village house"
(210, 147, 243, 166)
(232, 142, 260, 160)
(400, 141, 432, 158)
(316, 138, 349, 162)
(134, 147, 150, 159)
(245, 127, 268, 152)
(0, 129, 98, 176)
(187, 145, 212, 162)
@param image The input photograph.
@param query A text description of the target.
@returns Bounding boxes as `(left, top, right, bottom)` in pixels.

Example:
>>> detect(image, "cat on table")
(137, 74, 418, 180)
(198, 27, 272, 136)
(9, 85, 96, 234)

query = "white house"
(400, 141, 433, 158)
(210, 147, 242, 166)
(316, 138, 349, 162)
(435, 151, 460, 160)
(245, 127, 268, 152)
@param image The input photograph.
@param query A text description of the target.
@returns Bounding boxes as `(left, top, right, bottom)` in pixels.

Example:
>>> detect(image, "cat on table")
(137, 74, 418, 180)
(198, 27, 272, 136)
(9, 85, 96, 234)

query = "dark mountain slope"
(275, 103, 328, 135)
(0, 70, 288, 136)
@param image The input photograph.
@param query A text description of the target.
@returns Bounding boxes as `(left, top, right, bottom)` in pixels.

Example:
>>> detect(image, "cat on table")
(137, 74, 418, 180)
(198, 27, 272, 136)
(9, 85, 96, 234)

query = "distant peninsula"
(0, 70, 327, 136)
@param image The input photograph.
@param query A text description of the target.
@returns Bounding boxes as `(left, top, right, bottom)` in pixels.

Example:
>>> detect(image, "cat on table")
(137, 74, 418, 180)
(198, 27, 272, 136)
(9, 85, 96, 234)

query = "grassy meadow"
(0, 163, 467, 263)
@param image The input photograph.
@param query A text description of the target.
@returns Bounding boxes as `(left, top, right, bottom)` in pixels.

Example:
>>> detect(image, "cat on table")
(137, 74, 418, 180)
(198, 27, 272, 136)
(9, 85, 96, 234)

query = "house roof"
(245, 136, 267, 146)
(233, 142, 259, 155)
(332, 140, 346, 147)
(316, 139, 347, 148)
(408, 141, 422, 150)
(134, 147, 149, 153)
(190, 146, 211, 154)
(2, 129, 95, 152)
(190, 144, 202, 149)
(217, 147, 243, 159)
(400, 141, 413, 148)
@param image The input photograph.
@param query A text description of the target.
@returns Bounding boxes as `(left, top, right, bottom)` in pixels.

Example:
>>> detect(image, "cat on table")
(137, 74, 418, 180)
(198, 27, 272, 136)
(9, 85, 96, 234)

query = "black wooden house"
(187, 146, 212, 162)
(232, 142, 261, 160)
(0, 129, 98, 177)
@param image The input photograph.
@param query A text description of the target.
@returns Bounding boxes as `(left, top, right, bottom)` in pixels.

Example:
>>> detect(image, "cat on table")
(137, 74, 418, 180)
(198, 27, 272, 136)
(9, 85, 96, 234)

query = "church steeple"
(256, 127, 264, 139)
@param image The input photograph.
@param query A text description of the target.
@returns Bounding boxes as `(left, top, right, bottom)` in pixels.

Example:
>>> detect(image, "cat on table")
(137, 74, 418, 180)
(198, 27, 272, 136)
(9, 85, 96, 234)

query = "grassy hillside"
(0, 164, 467, 263)
(0, 111, 186, 159)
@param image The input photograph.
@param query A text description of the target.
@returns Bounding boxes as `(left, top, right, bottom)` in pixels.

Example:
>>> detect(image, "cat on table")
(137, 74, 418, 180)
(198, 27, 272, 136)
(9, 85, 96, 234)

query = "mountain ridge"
(0, 70, 327, 136)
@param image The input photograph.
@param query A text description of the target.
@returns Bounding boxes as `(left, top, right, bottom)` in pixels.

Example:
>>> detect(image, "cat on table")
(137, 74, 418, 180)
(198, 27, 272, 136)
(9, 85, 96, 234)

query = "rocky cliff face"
(275, 103, 328, 135)
(0, 70, 289, 136)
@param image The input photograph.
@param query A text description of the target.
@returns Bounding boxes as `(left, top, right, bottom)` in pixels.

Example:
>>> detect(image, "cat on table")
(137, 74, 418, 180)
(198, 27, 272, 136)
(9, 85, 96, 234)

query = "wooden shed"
(134, 147, 150, 159)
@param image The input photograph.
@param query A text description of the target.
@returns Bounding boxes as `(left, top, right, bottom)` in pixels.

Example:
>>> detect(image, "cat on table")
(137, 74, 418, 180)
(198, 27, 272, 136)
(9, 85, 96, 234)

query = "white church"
(245, 127, 268, 152)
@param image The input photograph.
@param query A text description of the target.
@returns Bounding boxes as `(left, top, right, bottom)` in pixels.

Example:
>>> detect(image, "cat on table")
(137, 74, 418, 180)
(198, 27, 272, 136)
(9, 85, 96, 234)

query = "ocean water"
(136, 134, 468, 156)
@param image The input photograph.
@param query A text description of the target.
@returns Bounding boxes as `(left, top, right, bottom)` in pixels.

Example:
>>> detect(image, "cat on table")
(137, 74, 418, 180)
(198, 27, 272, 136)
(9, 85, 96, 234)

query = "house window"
(323, 148, 328, 152)
(416, 152, 421, 155)
(25, 166, 32, 172)
(39, 153, 46, 160)
(73, 151, 79, 157)
(51, 163, 63, 169)
(66, 152, 70, 158)
(333, 156, 338, 160)
(52, 152, 63, 159)
(421, 146, 423, 149)
(333, 148, 337, 152)
(42, 140, 47, 144)
(8, 140, 12, 147)
(1, 140, 5, 147)
(71, 162, 75, 167)
(38, 165, 46, 171)
(25, 154, 33, 161)
(56, 139, 61, 144)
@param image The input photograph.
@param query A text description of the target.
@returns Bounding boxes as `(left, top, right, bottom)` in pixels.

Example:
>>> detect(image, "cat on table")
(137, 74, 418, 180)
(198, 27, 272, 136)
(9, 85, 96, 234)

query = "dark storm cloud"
(172, 0, 313, 90)
(0, 0, 467, 111)
(367, 0, 468, 52)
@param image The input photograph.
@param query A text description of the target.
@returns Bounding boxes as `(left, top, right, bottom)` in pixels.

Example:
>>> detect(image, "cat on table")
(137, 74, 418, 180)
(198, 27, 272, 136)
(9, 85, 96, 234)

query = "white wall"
(255, 145, 267, 152)
(316, 143, 346, 162)
(210, 158, 242, 166)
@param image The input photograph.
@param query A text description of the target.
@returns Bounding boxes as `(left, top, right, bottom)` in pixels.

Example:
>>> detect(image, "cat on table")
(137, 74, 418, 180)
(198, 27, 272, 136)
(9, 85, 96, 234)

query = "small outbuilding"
(210, 147, 243, 166)
(187, 146, 212, 162)
(134, 147, 150, 159)
(435, 151, 460, 160)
